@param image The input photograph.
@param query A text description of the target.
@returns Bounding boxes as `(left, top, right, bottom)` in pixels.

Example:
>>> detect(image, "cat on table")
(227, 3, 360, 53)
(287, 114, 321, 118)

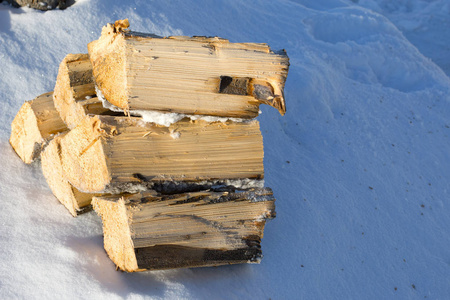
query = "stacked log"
(53, 53, 111, 129)
(93, 188, 275, 271)
(9, 19, 289, 271)
(88, 19, 288, 118)
(10, 92, 68, 164)
(41, 134, 97, 216)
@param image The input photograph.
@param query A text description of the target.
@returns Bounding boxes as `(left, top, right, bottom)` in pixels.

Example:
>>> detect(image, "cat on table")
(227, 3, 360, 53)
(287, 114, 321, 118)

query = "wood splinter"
(92, 187, 276, 271)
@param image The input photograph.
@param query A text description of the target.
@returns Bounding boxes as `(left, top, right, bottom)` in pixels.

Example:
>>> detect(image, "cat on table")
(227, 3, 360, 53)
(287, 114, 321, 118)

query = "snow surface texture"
(1, 0, 449, 299)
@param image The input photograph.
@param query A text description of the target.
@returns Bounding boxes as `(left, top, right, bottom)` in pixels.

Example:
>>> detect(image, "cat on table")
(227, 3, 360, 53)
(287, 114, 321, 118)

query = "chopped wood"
(10, 92, 68, 163)
(60, 115, 264, 193)
(41, 134, 96, 216)
(88, 19, 289, 118)
(5, 20, 283, 275)
(92, 187, 276, 271)
(53, 53, 114, 129)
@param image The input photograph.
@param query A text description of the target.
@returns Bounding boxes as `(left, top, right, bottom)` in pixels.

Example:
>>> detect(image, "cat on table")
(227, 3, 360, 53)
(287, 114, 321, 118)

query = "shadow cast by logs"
(0, 2, 13, 32)
(64, 231, 257, 298)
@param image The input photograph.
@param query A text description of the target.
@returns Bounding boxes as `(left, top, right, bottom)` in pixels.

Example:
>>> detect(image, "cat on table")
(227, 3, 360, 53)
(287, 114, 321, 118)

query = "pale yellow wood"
(88, 20, 289, 118)
(92, 188, 276, 271)
(53, 54, 110, 129)
(41, 135, 96, 216)
(92, 196, 138, 272)
(60, 115, 110, 193)
(61, 115, 264, 193)
(10, 92, 68, 163)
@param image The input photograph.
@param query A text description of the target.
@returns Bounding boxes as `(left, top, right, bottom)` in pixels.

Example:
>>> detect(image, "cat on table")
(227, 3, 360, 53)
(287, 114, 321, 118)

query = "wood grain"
(93, 188, 276, 271)
(53, 54, 115, 129)
(61, 115, 264, 193)
(10, 92, 67, 163)
(88, 20, 289, 118)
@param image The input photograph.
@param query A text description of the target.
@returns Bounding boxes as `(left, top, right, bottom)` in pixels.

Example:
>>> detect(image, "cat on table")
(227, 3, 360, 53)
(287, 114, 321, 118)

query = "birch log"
(60, 115, 264, 193)
(41, 134, 96, 216)
(88, 19, 289, 118)
(10, 92, 68, 163)
(92, 188, 276, 271)
(53, 53, 115, 129)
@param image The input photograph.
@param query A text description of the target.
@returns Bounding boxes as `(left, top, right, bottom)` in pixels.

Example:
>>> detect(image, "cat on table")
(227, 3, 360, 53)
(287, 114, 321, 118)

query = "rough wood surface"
(53, 53, 113, 129)
(5, 0, 74, 10)
(41, 134, 95, 216)
(61, 115, 264, 193)
(92, 187, 276, 271)
(88, 20, 289, 118)
(10, 92, 68, 163)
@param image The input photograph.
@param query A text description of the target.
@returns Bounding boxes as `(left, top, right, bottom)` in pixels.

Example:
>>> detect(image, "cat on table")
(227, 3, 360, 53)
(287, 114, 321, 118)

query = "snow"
(355, 0, 450, 76)
(1, 0, 449, 299)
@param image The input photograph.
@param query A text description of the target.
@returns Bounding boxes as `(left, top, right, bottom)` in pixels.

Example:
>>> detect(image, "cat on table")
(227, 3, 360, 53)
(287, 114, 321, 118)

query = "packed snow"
(0, 0, 449, 299)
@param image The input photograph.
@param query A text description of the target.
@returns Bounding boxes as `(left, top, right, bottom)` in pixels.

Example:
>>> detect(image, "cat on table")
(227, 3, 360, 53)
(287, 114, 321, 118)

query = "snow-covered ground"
(1, 0, 449, 299)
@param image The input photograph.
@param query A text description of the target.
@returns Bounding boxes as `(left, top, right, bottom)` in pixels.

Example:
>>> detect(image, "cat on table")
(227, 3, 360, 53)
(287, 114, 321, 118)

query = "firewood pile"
(9, 19, 289, 271)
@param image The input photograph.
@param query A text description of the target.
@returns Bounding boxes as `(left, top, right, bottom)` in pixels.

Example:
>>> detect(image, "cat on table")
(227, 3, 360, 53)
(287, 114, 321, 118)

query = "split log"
(92, 187, 276, 271)
(41, 134, 96, 216)
(53, 53, 114, 129)
(10, 92, 68, 163)
(88, 19, 289, 118)
(60, 115, 264, 193)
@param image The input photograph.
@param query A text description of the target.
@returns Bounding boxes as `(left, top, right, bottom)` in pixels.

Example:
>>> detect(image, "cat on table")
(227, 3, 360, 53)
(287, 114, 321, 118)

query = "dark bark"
(5, 0, 75, 10)
(135, 238, 262, 270)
